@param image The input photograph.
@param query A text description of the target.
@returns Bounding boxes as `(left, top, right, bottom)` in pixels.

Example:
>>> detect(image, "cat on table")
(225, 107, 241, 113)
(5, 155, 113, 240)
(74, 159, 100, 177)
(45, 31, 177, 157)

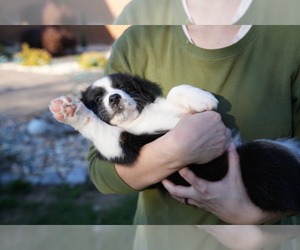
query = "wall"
(0, 0, 131, 25)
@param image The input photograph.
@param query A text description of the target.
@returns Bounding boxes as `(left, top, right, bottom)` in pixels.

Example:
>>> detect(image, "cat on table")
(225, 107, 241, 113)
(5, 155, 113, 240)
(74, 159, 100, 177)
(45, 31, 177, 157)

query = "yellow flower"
(79, 51, 107, 69)
(14, 43, 52, 66)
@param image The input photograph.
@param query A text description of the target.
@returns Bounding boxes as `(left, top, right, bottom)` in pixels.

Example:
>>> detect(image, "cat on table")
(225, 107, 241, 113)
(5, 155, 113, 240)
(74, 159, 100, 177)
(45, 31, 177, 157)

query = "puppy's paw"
(167, 85, 219, 113)
(49, 96, 91, 128)
(187, 88, 219, 112)
(50, 96, 77, 122)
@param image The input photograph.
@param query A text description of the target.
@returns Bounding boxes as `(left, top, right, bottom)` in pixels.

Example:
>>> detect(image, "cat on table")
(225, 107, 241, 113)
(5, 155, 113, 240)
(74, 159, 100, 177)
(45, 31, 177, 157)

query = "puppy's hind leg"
(238, 138, 300, 212)
(274, 138, 300, 162)
(166, 85, 219, 114)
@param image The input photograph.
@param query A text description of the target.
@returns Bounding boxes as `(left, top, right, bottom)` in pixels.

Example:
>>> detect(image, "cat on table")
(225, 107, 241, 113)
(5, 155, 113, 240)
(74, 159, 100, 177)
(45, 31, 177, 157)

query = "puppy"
(49, 73, 300, 213)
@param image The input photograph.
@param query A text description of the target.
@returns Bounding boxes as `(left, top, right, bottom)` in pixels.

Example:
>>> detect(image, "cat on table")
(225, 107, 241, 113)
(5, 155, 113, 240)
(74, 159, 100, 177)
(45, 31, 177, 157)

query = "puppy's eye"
(120, 86, 128, 91)
(95, 96, 102, 103)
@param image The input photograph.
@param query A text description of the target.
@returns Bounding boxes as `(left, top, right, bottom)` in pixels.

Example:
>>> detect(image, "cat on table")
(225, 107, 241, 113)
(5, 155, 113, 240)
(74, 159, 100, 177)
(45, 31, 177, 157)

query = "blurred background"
(0, 25, 138, 225)
(1, 0, 300, 25)
(0, 0, 131, 24)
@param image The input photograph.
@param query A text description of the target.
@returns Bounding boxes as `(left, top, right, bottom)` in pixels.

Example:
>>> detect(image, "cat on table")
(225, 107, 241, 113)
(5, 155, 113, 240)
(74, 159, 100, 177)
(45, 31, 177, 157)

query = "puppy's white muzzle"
(104, 90, 139, 126)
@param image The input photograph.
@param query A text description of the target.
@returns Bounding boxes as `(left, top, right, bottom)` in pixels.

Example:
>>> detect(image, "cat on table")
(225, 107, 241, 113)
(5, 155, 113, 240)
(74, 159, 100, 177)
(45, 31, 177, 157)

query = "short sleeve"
(87, 146, 139, 194)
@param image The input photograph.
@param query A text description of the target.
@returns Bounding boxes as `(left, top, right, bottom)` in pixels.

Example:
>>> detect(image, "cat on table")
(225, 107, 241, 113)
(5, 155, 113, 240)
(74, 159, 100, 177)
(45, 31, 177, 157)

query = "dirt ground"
(0, 70, 73, 118)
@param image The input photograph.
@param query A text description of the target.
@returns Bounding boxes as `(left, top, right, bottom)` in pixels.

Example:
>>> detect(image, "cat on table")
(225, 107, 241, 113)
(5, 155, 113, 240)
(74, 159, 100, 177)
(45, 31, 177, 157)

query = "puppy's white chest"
(119, 84, 218, 135)
(119, 98, 180, 134)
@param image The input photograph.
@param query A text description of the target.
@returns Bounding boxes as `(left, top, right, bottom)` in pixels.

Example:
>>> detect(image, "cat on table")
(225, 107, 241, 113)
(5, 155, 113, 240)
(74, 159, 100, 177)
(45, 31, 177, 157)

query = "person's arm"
(115, 111, 231, 190)
(113, 1, 134, 25)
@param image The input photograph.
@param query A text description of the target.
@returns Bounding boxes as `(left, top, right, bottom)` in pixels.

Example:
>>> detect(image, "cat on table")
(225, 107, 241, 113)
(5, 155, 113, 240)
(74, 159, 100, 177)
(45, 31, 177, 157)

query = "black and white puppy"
(50, 73, 300, 213)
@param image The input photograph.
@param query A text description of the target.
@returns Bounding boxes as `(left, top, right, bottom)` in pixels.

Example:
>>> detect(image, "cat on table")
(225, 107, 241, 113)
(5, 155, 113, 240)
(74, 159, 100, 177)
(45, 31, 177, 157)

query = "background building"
(0, 0, 131, 25)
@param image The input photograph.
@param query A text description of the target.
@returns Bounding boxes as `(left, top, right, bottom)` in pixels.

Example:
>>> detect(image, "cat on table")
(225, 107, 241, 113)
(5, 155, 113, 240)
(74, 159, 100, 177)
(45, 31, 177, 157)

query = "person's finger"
(162, 179, 206, 207)
(170, 195, 186, 204)
(226, 142, 241, 178)
(178, 167, 210, 195)
(225, 128, 232, 149)
(161, 179, 194, 198)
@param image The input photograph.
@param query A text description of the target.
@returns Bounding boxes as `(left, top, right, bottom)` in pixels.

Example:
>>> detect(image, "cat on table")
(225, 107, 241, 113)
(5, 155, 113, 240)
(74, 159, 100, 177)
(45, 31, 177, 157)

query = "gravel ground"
(0, 110, 92, 185)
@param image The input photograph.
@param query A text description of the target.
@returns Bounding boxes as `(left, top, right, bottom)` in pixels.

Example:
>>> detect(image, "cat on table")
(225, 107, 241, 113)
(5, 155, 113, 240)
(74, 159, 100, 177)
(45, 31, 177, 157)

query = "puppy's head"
(80, 73, 162, 127)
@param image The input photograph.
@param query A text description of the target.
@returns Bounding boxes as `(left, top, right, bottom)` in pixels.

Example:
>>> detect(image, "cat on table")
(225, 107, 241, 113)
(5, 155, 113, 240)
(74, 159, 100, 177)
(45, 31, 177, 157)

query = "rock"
(40, 170, 63, 185)
(27, 118, 48, 135)
(66, 166, 87, 185)
(93, 204, 102, 211)
(1, 111, 90, 186)
(0, 174, 21, 184)
(25, 175, 41, 185)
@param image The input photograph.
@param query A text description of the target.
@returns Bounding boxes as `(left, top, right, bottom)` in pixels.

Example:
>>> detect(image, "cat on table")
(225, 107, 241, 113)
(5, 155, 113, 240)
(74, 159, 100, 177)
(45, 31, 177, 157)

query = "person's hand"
(162, 143, 282, 224)
(165, 111, 231, 167)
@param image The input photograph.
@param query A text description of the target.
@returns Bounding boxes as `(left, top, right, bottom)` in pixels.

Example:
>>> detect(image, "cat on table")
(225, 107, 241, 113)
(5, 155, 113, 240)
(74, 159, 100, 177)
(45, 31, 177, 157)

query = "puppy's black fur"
(81, 73, 300, 213)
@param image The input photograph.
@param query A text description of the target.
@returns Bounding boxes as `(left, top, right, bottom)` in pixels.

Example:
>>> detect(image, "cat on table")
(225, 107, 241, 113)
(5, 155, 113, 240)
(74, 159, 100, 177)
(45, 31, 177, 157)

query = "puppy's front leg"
(49, 96, 124, 160)
(50, 96, 91, 129)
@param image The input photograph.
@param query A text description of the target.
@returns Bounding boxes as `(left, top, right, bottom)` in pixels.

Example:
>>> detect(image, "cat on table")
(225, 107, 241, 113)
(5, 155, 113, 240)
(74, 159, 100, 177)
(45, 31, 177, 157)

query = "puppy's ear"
(80, 86, 90, 104)
(109, 73, 163, 103)
(131, 75, 163, 103)
(80, 86, 95, 110)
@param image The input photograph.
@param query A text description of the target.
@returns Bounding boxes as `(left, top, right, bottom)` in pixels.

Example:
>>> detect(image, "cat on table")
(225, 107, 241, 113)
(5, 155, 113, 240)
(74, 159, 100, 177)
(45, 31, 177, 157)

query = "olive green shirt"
(114, 0, 191, 25)
(88, 25, 300, 224)
(114, 0, 300, 25)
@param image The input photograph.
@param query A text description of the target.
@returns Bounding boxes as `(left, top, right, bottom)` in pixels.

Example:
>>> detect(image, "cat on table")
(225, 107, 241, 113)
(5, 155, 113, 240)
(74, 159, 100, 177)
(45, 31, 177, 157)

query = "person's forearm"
(115, 132, 186, 190)
(115, 112, 230, 190)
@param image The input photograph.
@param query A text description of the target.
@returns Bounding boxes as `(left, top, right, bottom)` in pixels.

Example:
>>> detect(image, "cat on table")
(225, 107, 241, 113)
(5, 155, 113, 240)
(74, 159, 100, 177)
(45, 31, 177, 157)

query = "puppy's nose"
(109, 94, 121, 105)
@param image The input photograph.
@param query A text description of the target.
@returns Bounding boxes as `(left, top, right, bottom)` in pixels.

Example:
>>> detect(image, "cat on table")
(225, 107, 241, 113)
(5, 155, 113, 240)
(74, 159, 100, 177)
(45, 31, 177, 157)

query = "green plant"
(101, 194, 138, 225)
(51, 183, 89, 199)
(31, 201, 98, 225)
(0, 196, 20, 211)
(79, 51, 107, 69)
(5, 179, 32, 195)
(14, 43, 51, 66)
(0, 182, 137, 225)
(0, 44, 12, 62)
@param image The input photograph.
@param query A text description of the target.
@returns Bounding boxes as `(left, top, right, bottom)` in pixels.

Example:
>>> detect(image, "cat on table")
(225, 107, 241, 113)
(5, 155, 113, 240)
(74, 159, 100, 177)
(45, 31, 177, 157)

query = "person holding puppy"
(88, 25, 300, 224)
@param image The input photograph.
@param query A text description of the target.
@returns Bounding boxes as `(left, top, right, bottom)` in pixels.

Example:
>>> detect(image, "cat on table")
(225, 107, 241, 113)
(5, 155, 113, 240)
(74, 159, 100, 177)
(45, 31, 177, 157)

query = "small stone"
(25, 175, 41, 185)
(27, 118, 48, 135)
(40, 170, 63, 185)
(66, 166, 87, 185)
(93, 204, 102, 211)
(0, 174, 21, 184)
